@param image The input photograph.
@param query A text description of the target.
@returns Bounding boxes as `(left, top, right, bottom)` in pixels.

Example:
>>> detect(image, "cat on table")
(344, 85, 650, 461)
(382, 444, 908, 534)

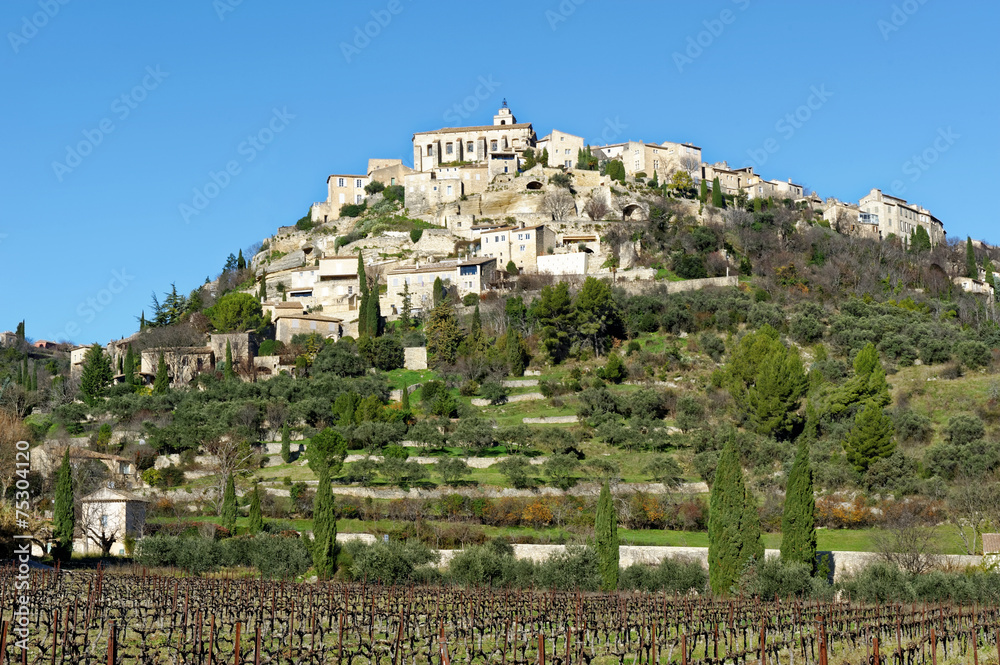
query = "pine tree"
(248, 484, 264, 534)
(595, 481, 619, 591)
(708, 436, 763, 594)
(221, 473, 237, 533)
(80, 344, 113, 405)
(843, 400, 895, 472)
(711, 177, 724, 208)
(966, 237, 978, 279)
(225, 340, 235, 381)
(280, 423, 291, 464)
(153, 353, 169, 394)
(780, 442, 816, 571)
(312, 465, 338, 579)
(398, 282, 412, 331)
(400, 383, 410, 411)
(123, 346, 136, 389)
(53, 449, 75, 560)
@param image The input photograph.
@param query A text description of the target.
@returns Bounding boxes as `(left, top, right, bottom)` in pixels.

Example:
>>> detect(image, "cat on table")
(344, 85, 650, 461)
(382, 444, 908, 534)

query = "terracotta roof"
(413, 123, 533, 136)
(265, 301, 305, 309)
(983, 533, 1000, 554)
(273, 312, 343, 323)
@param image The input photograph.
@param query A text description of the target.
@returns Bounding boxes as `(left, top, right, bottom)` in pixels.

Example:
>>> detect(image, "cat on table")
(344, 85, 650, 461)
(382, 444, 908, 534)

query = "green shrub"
(534, 545, 600, 590)
(383, 185, 405, 204)
(339, 202, 367, 218)
(258, 339, 284, 356)
(364, 181, 385, 195)
(957, 340, 991, 368)
(347, 539, 438, 583)
(410, 228, 423, 243)
(480, 381, 509, 406)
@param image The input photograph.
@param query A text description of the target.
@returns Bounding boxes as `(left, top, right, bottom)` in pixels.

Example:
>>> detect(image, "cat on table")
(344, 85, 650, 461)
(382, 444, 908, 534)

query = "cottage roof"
(459, 256, 496, 267)
(264, 301, 305, 309)
(387, 262, 460, 276)
(49, 445, 130, 464)
(273, 312, 343, 323)
(326, 174, 367, 181)
(290, 266, 318, 273)
(983, 533, 1000, 554)
(413, 123, 533, 136)
(81, 486, 149, 503)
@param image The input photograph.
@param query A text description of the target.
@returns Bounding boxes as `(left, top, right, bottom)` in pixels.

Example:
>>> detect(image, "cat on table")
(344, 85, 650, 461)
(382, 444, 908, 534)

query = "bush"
(480, 381, 509, 406)
(364, 181, 385, 195)
(410, 228, 423, 244)
(894, 409, 932, 444)
(698, 333, 725, 361)
(258, 339, 284, 357)
(496, 456, 532, 488)
(383, 185, 405, 204)
(739, 559, 817, 598)
(534, 545, 601, 590)
(957, 340, 991, 368)
(358, 336, 404, 371)
(339, 202, 367, 218)
(619, 557, 707, 593)
(447, 540, 535, 587)
(838, 562, 914, 603)
(347, 539, 439, 583)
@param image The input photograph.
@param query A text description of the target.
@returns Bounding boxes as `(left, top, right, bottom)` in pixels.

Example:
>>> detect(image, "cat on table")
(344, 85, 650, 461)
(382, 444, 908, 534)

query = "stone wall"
(404, 346, 428, 370)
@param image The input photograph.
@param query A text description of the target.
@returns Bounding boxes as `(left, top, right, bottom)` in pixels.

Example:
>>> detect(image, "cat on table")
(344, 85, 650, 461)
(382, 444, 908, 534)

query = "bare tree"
(0, 410, 30, 502)
(584, 193, 611, 221)
(265, 400, 289, 441)
(872, 506, 940, 574)
(947, 478, 1000, 555)
(203, 435, 257, 506)
(678, 154, 701, 179)
(80, 500, 121, 557)
(543, 190, 575, 222)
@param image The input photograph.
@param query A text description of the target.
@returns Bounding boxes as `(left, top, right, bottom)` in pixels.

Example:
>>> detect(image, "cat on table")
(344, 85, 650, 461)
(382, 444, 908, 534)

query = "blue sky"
(2, 0, 995, 345)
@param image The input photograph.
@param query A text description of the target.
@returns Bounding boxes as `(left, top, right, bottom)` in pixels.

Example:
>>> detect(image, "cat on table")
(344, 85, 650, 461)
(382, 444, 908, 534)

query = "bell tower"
(493, 99, 516, 126)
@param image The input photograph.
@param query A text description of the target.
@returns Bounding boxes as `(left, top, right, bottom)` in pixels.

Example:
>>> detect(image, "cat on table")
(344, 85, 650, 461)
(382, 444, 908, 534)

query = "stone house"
(262, 301, 305, 321)
(367, 158, 413, 188)
(536, 129, 585, 169)
(405, 165, 489, 215)
(33, 444, 139, 488)
(316, 256, 361, 312)
(859, 188, 945, 246)
(411, 103, 535, 172)
(140, 347, 214, 386)
(700, 161, 756, 195)
(69, 345, 89, 378)
(475, 223, 556, 273)
(953, 276, 995, 302)
(594, 140, 702, 181)
(383, 262, 460, 316)
(209, 332, 258, 372)
(823, 200, 882, 239)
(273, 312, 342, 345)
(76, 487, 148, 556)
(0, 331, 16, 347)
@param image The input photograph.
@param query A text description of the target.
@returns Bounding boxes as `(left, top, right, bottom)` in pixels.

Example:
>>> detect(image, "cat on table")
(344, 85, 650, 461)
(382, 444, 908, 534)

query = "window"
(390, 177, 395, 185)
(101, 515, 109, 528)
(519, 245, 526, 252)
(635, 160, 640, 170)
(565, 160, 572, 168)
(446, 185, 452, 195)
(427, 145, 433, 156)
(356, 194, 363, 204)
(565, 149, 570, 155)
(491, 140, 498, 151)
(517, 234, 523, 240)
(356, 179, 362, 188)
(467, 141, 474, 153)
(310, 321, 317, 330)
(633, 149, 639, 155)
(559, 136, 564, 141)
(653, 160, 658, 169)
(525, 233, 531, 239)
(337, 177, 345, 187)
(446, 143, 453, 154)
(348, 285, 353, 294)
(292, 320, 299, 328)
(475, 174, 480, 180)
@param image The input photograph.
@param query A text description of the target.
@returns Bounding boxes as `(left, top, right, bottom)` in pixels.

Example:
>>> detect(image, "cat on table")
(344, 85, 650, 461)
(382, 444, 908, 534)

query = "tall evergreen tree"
(237, 249, 246, 271)
(595, 481, 619, 591)
(400, 383, 411, 411)
(398, 282, 412, 331)
(80, 344, 113, 405)
(711, 177, 724, 208)
(505, 329, 529, 377)
(31, 363, 38, 392)
(425, 301, 463, 366)
(708, 436, 763, 594)
(153, 353, 169, 394)
(780, 441, 817, 571)
(432, 276, 444, 307)
(699, 179, 709, 203)
(224, 340, 235, 381)
(358, 253, 370, 337)
(966, 236, 978, 279)
(15, 320, 24, 341)
(53, 449, 75, 560)
(280, 423, 292, 464)
(470, 305, 482, 340)
(123, 346, 137, 389)
(312, 465, 338, 579)
(258, 272, 268, 301)
(983, 256, 996, 292)
(248, 484, 264, 534)
(843, 400, 895, 472)
(220, 473, 237, 533)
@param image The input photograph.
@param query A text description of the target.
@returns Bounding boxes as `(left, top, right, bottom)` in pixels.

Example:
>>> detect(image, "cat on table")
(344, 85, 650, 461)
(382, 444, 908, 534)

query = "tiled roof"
(413, 123, 533, 136)
(983, 533, 1000, 554)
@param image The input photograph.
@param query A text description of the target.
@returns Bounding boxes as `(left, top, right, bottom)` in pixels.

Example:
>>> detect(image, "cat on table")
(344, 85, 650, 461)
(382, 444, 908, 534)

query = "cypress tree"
(708, 436, 763, 594)
(398, 282, 412, 331)
(595, 481, 619, 591)
(153, 353, 169, 394)
(506, 329, 527, 377)
(53, 449, 75, 560)
(711, 177, 724, 208)
(123, 346, 136, 389)
(225, 340, 235, 381)
(366, 290, 381, 338)
(312, 465, 338, 579)
(432, 276, 444, 307)
(966, 236, 978, 279)
(22, 358, 28, 386)
(221, 473, 237, 533)
(31, 363, 38, 392)
(780, 441, 816, 571)
(699, 179, 709, 203)
(400, 383, 410, 411)
(258, 272, 268, 301)
(237, 249, 246, 271)
(470, 305, 482, 339)
(358, 253, 370, 337)
(248, 484, 264, 534)
(280, 423, 291, 464)
(843, 400, 895, 472)
(80, 344, 113, 405)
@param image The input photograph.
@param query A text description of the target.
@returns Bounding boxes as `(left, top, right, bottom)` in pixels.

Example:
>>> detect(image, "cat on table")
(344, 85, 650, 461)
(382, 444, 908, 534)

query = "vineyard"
(2, 567, 1000, 664)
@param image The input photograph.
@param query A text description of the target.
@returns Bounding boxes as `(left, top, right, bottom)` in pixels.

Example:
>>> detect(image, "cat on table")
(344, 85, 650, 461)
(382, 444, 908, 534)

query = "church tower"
(493, 99, 516, 126)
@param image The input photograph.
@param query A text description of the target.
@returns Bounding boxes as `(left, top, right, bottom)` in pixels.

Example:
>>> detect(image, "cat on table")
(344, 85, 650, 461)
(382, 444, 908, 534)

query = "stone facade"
(595, 140, 702, 181)
(209, 332, 258, 371)
(536, 129, 584, 169)
(537, 252, 589, 275)
(273, 312, 342, 345)
(403, 346, 427, 370)
(475, 224, 556, 273)
(859, 188, 945, 246)
(141, 347, 214, 386)
(382, 257, 497, 315)
(412, 104, 535, 172)
(77, 487, 148, 556)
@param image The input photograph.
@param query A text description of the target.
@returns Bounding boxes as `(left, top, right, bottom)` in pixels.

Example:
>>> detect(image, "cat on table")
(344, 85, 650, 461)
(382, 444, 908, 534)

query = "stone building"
(953, 276, 995, 302)
(823, 200, 881, 239)
(700, 161, 756, 195)
(382, 257, 497, 315)
(859, 188, 945, 246)
(536, 130, 585, 169)
(76, 487, 148, 556)
(273, 312, 342, 345)
(33, 444, 139, 488)
(411, 102, 536, 173)
(404, 165, 489, 215)
(366, 158, 413, 187)
(474, 223, 556, 273)
(594, 140, 702, 181)
(140, 347, 214, 386)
